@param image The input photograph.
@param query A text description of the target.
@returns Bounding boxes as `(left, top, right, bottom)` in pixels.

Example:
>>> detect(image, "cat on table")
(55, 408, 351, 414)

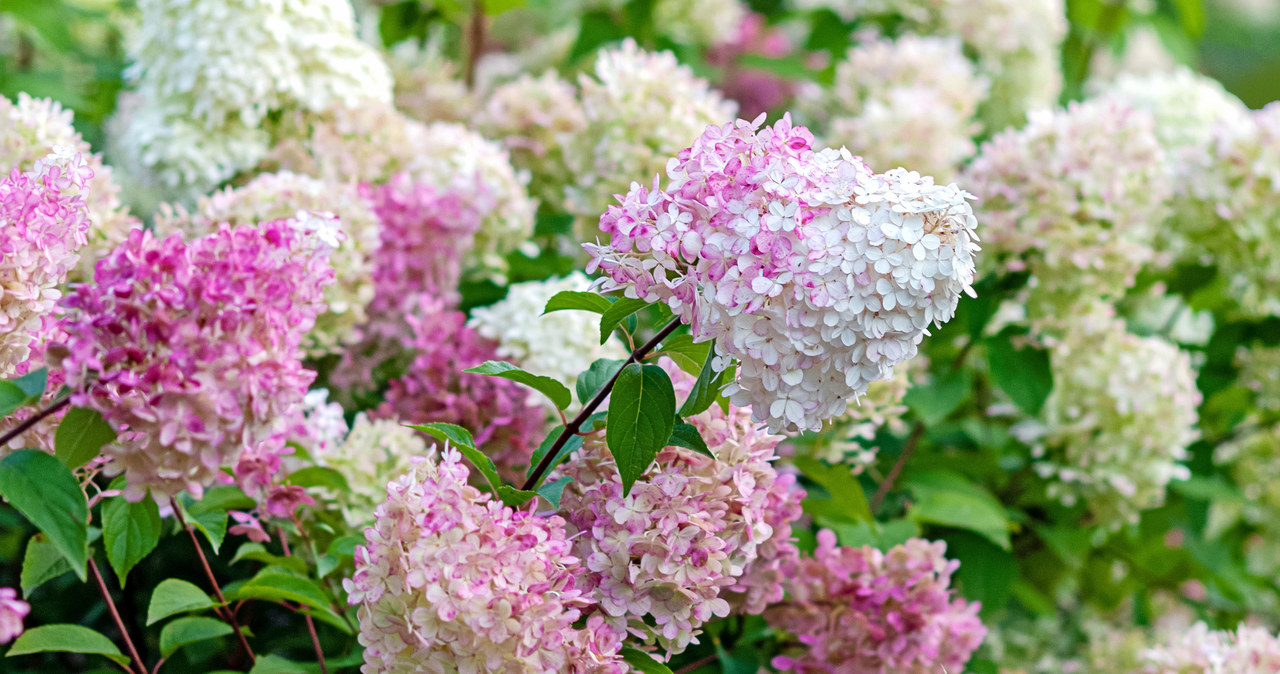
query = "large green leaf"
(543, 289, 612, 315)
(0, 450, 88, 580)
(654, 334, 710, 376)
(464, 360, 572, 410)
(535, 476, 574, 509)
(54, 408, 116, 470)
(599, 298, 650, 344)
(0, 382, 28, 417)
(147, 578, 216, 626)
(229, 568, 348, 630)
(7, 625, 127, 666)
(409, 422, 476, 449)
(986, 330, 1053, 416)
(667, 422, 713, 459)
(20, 534, 70, 593)
(102, 487, 162, 586)
(159, 616, 233, 658)
(906, 479, 1011, 550)
(619, 647, 674, 673)
(0, 368, 45, 416)
(577, 358, 626, 405)
(676, 339, 722, 418)
(794, 456, 873, 524)
(606, 364, 676, 495)
(941, 529, 1016, 618)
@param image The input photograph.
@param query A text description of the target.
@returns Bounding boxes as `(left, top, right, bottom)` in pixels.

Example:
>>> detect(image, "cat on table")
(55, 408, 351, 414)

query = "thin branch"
(0, 394, 70, 448)
(169, 497, 256, 664)
(88, 558, 147, 674)
(869, 422, 925, 512)
(279, 527, 328, 674)
(464, 0, 485, 88)
(522, 318, 682, 491)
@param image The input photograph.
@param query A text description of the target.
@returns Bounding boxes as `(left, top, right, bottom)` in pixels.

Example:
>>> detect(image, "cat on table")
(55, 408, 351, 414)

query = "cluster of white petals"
(1, 94, 138, 280)
(962, 99, 1170, 322)
(114, 0, 391, 195)
(156, 171, 379, 355)
(1172, 103, 1280, 317)
(271, 102, 534, 277)
(826, 32, 988, 180)
(565, 39, 737, 234)
(1135, 622, 1280, 673)
(801, 363, 913, 468)
(1025, 315, 1200, 527)
(652, 0, 748, 45)
(475, 71, 588, 209)
(467, 274, 628, 403)
(314, 414, 426, 528)
(588, 115, 979, 433)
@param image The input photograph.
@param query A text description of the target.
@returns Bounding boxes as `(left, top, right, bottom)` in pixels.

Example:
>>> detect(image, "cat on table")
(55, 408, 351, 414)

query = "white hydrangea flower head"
(467, 274, 628, 403)
(1170, 103, 1280, 317)
(389, 41, 476, 125)
(802, 360, 914, 467)
(154, 171, 378, 355)
(962, 98, 1170, 323)
(826, 32, 988, 180)
(587, 115, 979, 433)
(115, 0, 392, 194)
(314, 414, 427, 528)
(652, 0, 748, 45)
(271, 103, 535, 278)
(1136, 622, 1280, 673)
(475, 71, 588, 209)
(1, 94, 139, 280)
(565, 39, 737, 236)
(1027, 315, 1200, 528)
(1099, 67, 1249, 235)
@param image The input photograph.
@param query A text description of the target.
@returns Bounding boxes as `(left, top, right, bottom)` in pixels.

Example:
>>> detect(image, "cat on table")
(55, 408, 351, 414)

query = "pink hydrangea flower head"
(767, 531, 987, 673)
(586, 114, 979, 433)
(551, 359, 805, 655)
(58, 216, 336, 501)
(0, 148, 93, 378)
(375, 296, 544, 483)
(344, 446, 624, 672)
(0, 587, 30, 644)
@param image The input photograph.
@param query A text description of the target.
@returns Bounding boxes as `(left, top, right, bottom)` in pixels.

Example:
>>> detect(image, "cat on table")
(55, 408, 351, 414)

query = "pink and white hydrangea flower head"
(586, 114, 979, 433)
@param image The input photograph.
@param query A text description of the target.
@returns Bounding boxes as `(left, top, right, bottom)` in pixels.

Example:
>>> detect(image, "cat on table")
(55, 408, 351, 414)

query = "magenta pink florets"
(0, 149, 93, 378)
(585, 114, 979, 433)
(344, 446, 624, 673)
(767, 530, 987, 674)
(58, 218, 335, 501)
(375, 296, 544, 483)
(0, 587, 29, 644)
(551, 359, 806, 655)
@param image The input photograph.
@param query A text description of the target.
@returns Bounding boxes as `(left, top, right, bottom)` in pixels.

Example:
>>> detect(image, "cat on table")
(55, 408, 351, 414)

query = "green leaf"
(287, 466, 350, 492)
(409, 423, 476, 449)
(619, 647, 674, 673)
(54, 408, 116, 471)
(667, 422, 713, 459)
(535, 476, 573, 509)
(1171, 0, 1205, 35)
(569, 11, 626, 63)
(9, 368, 46, 399)
(248, 654, 309, 674)
(495, 486, 538, 507)
(188, 486, 256, 515)
(464, 360, 572, 410)
(147, 578, 216, 626)
(940, 529, 1015, 618)
(794, 456, 873, 524)
(599, 298, 650, 344)
(0, 450, 88, 580)
(7, 624, 128, 667)
(903, 368, 971, 425)
(677, 339, 722, 418)
(102, 489, 162, 586)
(908, 490, 1011, 550)
(21, 534, 71, 593)
(230, 569, 346, 629)
(0, 0, 77, 54)
(543, 290, 612, 315)
(606, 364, 677, 496)
(655, 334, 709, 376)
(159, 616, 233, 658)
(577, 358, 626, 406)
(0, 383, 28, 416)
(230, 543, 308, 574)
(985, 330, 1053, 416)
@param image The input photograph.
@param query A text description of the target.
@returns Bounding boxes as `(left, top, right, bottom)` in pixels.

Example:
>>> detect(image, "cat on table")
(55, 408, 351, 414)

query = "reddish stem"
(169, 497, 256, 663)
(88, 558, 147, 674)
